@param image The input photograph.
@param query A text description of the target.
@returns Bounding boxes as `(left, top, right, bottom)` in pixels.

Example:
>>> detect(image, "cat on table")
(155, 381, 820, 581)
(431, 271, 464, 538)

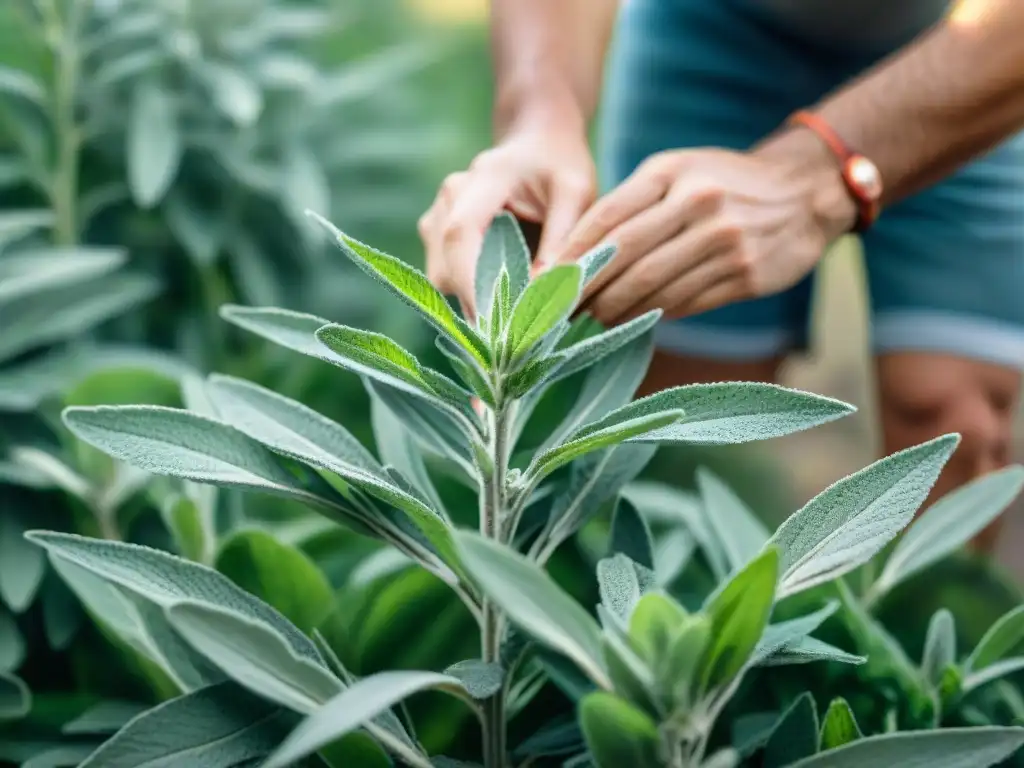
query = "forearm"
(491, 0, 618, 139)
(798, 0, 1024, 204)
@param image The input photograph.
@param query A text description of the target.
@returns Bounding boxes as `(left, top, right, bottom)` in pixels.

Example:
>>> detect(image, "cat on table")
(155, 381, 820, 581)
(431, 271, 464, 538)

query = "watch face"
(846, 155, 883, 201)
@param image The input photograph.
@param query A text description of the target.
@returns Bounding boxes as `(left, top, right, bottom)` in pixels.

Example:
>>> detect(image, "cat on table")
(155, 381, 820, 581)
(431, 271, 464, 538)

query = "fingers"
(552, 170, 671, 270)
(420, 169, 516, 318)
(585, 215, 726, 324)
(534, 176, 594, 268)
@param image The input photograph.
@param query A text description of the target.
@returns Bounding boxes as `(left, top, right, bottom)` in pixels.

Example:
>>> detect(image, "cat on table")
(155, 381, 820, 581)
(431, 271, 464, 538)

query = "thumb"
(443, 174, 517, 319)
(533, 178, 593, 273)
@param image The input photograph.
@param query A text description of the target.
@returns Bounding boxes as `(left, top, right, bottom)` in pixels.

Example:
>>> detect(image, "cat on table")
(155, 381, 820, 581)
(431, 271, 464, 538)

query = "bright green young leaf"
(922, 609, 956, 686)
(127, 85, 181, 208)
(967, 604, 1024, 673)
(165, 601, 342, 714)
(582, 382, 854, 445)
(475, 212, 530, 321)
(627, 592, 688, 668)
(78, 682, 289, 768)
(578, 692, 662, 768)
(531, 410, 683, 480)
(700, 547, 778, 693)
(874, 465, 1024, 598)
(215, 529, 334, 635)
(263, 670, 461, 768)
(819, 697, 862, 750)
(664, 615, 712, 707)
(507, 264, 582, 360)
(787, 726, 1024, 768)
(752, 601, 840, 667)
(610, 498, 655, 570)
(601, 631, 660, 716)
(763, 692, 819, 768)
(697, 467, 770, 572)
(455, 531, 609, 688)
(0, 671, 29, 721)
(771, 435, 960, 598)
(26, 532, 324, 666)
(307, 211, 487, 364)
(315, 324, 461, 405)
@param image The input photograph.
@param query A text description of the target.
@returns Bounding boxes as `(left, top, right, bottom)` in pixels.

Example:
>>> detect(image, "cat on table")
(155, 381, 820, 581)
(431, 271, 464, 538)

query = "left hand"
(549, 136, 858, 326)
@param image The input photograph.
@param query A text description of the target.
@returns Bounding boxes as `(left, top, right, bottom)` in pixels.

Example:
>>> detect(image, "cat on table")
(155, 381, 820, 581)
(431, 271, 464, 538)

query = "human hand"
(418, 118, 596, 317)
(550, 134, 857, 326)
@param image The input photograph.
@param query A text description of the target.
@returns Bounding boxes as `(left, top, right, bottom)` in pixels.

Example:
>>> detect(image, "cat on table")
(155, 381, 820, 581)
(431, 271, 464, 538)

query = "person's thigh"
(598, 0, 839, 373)
(863, 133, 1024, 548)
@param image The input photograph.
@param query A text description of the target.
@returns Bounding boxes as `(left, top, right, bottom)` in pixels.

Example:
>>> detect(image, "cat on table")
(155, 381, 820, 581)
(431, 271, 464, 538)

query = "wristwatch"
(788, 110, 883, 233)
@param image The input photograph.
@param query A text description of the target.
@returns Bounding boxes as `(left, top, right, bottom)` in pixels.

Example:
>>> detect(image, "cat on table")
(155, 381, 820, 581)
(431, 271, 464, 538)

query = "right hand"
(418, 122, 596, 317)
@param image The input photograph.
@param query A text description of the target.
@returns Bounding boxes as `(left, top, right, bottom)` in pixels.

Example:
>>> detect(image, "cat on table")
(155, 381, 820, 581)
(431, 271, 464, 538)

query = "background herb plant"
(22, 211, 1024, 767)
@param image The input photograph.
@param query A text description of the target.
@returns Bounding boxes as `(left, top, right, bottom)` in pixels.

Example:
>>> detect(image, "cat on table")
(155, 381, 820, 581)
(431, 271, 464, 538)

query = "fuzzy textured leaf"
(788, 727, 1024, 768)
(475, 212, 530, 320)
(771, 435, 959, 598)
(507, 265, 582, 360)
(875, 465, 1024, 597)
(128, 86, 181, 207)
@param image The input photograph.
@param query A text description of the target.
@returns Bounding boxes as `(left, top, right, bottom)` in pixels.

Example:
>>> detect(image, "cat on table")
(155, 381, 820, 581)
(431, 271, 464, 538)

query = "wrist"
(755, 126, 859, 242)
(494, 80, 587, 141)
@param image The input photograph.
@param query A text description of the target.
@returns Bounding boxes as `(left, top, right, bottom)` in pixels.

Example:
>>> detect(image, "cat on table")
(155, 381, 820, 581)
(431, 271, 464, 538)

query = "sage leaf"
(700, 547, 778, 693)
(874, 465, 1024, 598)
(26, 532, 323, 665)
(206, 374, 381, 474)
(819, 697, 862, 750)
(62, 700, 148, 735)
(548, 310, 662, 385)
(61, 405, 334, 507)
(444, 659, 503, 699)
(609, 498, 654, 570)
(165, 601, 342, 714)
(204, 375, 459, 570)
(307, 211, 487, 364)
(537, 323, 654, 455)
(696, 467, 770, 572)
(475, 212, 530, 321)
(0, 509, 45, 612)
(128, 85, 181, 207)
(922, 609, 956, 686)
(215, 529, 334, 636)
(771, 435, 959, 598)
(578, 692, 661, 768)
(0, 670, 29, 720)
(788, 726, 1024, 768)
(371, 393, 445, 513)
(759, 636, 865, 667)
(263, 670, 462, 768)
(752, 601, 840, 667)
(597, 554, 644, 623)
(455, 531, 609, 688)
(962, 657, 1024, 694)
(78, 682, 289, 768)
(587, 382, 854, 445)
(763, 692, 819, 768)
(967, 604, 1024, 673)
(507, 265, 582, 360)
(578, 243, 617, 286)
(532, 410, 683, 480)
